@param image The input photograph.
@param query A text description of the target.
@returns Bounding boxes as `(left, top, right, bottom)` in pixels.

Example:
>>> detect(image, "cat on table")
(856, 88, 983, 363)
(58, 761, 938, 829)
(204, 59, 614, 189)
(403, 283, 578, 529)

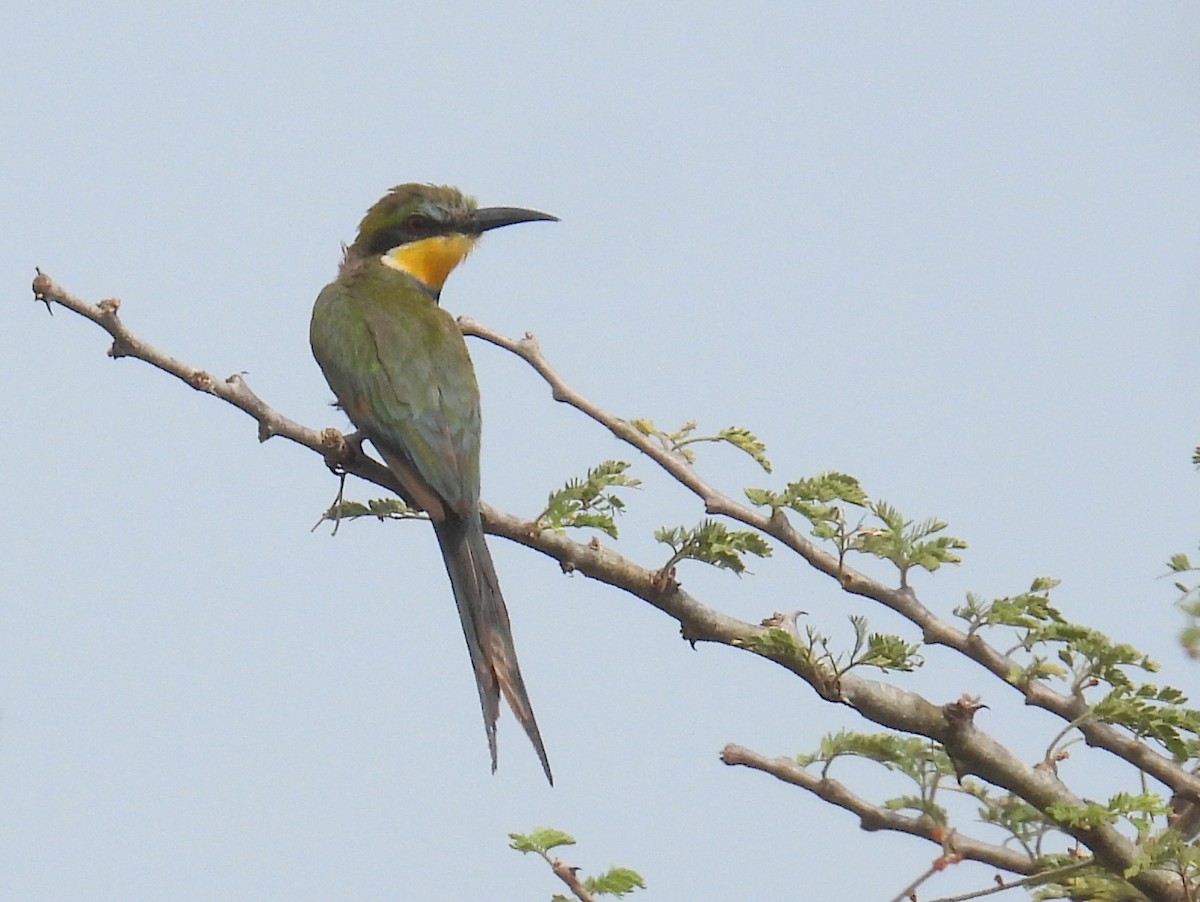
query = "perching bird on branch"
(310, 183, 557, 783)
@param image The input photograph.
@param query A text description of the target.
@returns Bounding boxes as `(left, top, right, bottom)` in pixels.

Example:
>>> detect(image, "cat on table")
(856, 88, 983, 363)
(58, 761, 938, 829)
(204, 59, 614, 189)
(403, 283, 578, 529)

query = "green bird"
(309, 183, 557, 783)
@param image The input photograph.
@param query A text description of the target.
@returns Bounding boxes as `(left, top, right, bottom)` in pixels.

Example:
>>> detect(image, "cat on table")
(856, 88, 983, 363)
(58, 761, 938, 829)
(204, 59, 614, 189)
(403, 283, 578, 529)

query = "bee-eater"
(309, 183, 556, 783)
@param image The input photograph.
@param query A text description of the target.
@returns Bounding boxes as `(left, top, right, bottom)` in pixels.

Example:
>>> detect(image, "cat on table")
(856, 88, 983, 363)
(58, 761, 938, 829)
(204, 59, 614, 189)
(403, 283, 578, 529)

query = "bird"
(309, 183, 557, 783)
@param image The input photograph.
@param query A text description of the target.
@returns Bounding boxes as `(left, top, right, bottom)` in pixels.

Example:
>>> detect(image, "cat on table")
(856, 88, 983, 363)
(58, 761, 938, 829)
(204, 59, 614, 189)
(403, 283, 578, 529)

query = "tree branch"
(721, 743, 1033, 875)
(30, 272, 1194, 900)
(460, 314, 1200, 824)
(550, 857, 596, 902)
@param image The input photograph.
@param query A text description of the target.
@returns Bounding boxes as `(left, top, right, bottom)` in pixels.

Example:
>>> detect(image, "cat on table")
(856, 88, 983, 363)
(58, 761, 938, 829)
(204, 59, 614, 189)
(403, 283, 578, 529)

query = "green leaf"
(853, 504, 966, 577)
(715, 426, 772, 472)
(883, 794, 948, 824)
(1045, 800, 1117, 830)
(737, 626, 805, 662)
(745, 472, 870, 553)
(1167, 553, 1193, 573)
(634, 418, 771, 471)
(1029, 576, 1062, 592)
(802, 730, 953, 786)
(1092, 684, 1200, 759)
(655, 519, 772, 574)
(785, 472, 869, 511)
(584, 866, 646, 897)
(538, 461, 640, 538)
(743, 486, 779, 507)
(317, 497, 424, 526)
(1046, 793, 1171, 836)
(953, 582, 1063, 634)
(509, 827, 577, 855)
(854, 631, 923, 673)
(632, 418, 698, 462)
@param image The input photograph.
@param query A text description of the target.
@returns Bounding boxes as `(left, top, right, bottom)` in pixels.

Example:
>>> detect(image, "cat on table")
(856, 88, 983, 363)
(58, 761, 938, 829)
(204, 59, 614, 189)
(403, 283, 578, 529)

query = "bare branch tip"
(719, 743, 751, 766)
(31, 270, 57, 314)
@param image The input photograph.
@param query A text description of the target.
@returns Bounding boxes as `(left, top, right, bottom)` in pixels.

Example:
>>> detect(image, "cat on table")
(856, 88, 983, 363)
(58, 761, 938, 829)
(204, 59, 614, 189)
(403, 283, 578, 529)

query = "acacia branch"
(459, 315, 1200, 818)
(487, 499, 1172, 889)
(721, 743, 1033, 876)
(30, 270, 411, 496)
(30, 273, 1192, 900)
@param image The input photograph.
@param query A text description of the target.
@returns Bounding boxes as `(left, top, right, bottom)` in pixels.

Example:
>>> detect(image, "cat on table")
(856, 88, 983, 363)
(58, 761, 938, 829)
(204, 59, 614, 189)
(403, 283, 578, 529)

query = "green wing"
(310, 262, 481, 512)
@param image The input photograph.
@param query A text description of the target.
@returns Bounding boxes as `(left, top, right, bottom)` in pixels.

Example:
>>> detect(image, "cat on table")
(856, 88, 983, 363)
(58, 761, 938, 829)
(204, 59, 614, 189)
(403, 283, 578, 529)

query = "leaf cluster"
(1092, 684, 1200, 761)
(509, 827, 577, 856)
(631, 418, 772, 472)
(1031, 856, 1141, 902)
(743, 614, 922, 676)
(746, 472, 966, 584)
(1028, 797, 1190, 899)
(956, 579, 1157, 686)
(1167, 550, 1200, 657)
(798, 730, 954, 824)
(1046, 792, 1171, 834)
(845, 614, 923, 673)
(315, 496, 425, 526)
(956, 577, 1064, 636)
(509, 828, 646, 900)
(537, 460, 641, 538)
(956, 579, 1200, 760)
(655, 519, 772, 575)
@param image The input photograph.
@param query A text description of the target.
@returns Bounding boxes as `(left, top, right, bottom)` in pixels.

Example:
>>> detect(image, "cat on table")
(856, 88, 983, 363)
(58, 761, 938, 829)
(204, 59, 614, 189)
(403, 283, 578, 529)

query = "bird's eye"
(404, 214, 432, 234)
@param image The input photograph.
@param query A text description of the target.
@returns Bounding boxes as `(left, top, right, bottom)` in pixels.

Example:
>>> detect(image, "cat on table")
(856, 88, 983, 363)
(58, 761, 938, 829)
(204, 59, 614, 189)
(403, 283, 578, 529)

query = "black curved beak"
(468, 206, 559, 234)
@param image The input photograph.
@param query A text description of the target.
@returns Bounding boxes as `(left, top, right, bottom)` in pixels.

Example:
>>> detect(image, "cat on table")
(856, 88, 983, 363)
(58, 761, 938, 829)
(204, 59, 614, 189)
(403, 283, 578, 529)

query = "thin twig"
(888, 862, 942, 902)
(922, 860, 1095, 902)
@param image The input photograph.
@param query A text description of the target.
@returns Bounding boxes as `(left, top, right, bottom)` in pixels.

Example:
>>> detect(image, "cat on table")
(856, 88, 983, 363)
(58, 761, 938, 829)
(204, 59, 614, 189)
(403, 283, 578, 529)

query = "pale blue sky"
(4, 5, 1198, 899)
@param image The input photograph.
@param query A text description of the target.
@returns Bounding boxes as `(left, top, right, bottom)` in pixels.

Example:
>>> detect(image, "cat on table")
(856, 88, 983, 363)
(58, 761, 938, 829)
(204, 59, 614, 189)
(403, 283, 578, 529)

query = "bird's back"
(310, 258, 482, 512)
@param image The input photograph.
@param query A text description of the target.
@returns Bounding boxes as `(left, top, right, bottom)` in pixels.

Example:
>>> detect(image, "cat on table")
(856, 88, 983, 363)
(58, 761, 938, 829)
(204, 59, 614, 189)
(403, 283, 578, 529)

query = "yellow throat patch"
(381, 234, 477, 291)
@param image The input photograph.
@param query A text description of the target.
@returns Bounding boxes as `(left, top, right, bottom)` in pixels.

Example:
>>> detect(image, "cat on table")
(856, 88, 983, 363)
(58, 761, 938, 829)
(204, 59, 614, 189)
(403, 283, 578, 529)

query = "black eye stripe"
(365, 215, 446, 255)
(365, 227, 409, 255)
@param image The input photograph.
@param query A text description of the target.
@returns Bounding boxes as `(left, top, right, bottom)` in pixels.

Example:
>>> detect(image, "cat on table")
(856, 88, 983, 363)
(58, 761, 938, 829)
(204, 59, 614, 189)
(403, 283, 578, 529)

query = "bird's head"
(348, 183, 556, 295)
